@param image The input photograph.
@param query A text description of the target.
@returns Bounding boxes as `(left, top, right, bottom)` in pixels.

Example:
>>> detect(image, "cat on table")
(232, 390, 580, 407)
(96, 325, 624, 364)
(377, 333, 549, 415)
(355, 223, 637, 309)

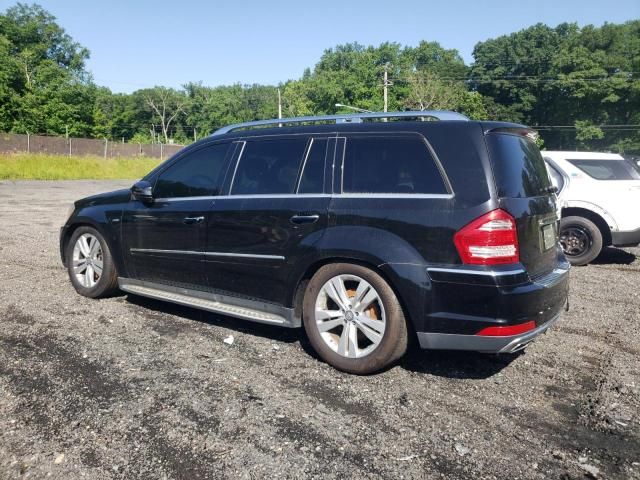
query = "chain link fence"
(0, 133, 185, 160)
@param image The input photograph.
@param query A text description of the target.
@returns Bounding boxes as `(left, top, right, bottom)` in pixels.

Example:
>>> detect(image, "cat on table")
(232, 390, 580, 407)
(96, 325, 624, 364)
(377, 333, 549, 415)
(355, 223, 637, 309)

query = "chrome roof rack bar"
(211, 110, 469, 136)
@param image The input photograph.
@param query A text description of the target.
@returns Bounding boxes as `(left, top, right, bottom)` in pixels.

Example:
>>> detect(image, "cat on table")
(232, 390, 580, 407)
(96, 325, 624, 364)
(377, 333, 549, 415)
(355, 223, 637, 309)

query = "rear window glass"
(486, 133, 551, 198)
(567, 159, 640, 181)
(231, 138, 307, 195)
(342, 136, 448, 194)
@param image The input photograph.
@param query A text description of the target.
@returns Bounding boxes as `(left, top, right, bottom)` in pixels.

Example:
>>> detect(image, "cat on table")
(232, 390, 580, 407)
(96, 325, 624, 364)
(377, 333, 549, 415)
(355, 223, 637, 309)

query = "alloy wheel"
(314, 274, 386, 358)
(72, 233, 103, 288)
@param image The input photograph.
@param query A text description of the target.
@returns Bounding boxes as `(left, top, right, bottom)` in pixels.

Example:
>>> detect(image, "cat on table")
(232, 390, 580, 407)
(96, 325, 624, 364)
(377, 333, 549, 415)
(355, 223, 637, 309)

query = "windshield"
(567, 159, 640, 181)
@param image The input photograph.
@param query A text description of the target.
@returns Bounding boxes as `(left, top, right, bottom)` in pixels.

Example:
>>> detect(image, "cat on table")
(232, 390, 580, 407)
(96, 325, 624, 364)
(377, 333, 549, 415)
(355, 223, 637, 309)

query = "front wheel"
(302, 263, 408, 374)
(559, 216, 603, 266)
(66, 226, 119, 298)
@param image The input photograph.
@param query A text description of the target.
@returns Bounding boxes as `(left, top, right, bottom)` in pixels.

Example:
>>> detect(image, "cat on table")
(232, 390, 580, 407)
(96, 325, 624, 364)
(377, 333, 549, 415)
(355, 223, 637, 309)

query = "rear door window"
(231, 137, 308, 195)
(567, 159, 640, 181)
(486, 133, 551, 198)
(297, 138, 328, 194)
(341, 135, 448, 194)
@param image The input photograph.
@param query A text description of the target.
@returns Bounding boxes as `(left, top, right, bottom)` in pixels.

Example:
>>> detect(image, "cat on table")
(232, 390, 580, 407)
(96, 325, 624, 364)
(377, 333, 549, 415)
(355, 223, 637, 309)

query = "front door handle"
(183, 216, 205, 225)
(290, 214, 320, 225)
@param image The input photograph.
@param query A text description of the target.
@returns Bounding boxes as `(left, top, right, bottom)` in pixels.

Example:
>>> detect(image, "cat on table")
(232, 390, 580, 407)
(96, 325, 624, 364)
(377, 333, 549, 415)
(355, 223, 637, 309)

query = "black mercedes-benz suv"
(60, 111, 570, 374)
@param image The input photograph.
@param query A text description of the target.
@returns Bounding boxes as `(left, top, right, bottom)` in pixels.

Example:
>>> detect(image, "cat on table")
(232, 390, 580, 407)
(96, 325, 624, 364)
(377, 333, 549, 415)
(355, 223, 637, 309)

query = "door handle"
(183, 216, 205, 225)
(290, 214, 320, 225)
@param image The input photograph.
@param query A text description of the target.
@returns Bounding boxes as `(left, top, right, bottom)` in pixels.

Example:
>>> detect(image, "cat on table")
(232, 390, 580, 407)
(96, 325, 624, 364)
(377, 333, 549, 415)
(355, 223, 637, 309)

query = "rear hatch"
(485, 127, 559, 278)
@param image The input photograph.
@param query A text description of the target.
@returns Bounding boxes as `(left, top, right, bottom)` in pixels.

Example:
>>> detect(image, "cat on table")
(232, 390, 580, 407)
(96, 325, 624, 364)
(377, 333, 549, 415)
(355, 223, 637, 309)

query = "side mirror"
(131, 180, 154, 203)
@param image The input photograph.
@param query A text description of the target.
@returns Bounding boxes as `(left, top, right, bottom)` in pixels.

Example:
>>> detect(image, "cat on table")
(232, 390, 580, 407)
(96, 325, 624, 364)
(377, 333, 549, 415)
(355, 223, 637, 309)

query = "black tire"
(302, 263, 408, 374)
(66, 226, 119, 298)
(559, 216, 603, 266)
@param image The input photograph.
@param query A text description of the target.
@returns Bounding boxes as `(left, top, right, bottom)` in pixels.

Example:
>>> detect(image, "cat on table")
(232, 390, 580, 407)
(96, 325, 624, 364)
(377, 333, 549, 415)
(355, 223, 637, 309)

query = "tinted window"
(155, 143, 230, 198)
(628, 158, 640, 174)
(567, 159, 640, 181)
(232, 138, 308, 195)
(298, 138, 327, 194)
(545, 161, 565, 192)
(342, 136, 447, 194)
(486, 134, 551, 198)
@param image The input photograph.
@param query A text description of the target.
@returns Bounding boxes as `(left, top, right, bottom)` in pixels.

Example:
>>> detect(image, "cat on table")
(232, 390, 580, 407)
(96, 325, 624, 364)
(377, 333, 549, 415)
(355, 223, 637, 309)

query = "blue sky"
(1, 0, 638, 92)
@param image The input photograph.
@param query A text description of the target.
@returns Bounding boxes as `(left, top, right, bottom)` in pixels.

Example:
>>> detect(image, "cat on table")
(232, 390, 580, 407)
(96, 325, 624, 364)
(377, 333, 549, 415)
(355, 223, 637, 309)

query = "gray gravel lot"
(0, 180, 639, 480)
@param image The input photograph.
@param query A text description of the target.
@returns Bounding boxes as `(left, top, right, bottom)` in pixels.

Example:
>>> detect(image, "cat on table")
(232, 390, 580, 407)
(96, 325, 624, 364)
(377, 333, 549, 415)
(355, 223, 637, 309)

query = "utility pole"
(277, 88, 282, 119)
(382, 63, 393, 115)
(193, 127, 197, 142)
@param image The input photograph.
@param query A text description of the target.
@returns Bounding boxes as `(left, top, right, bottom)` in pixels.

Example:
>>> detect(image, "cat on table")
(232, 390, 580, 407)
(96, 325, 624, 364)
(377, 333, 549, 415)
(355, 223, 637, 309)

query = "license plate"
(542, 224, 556, 251)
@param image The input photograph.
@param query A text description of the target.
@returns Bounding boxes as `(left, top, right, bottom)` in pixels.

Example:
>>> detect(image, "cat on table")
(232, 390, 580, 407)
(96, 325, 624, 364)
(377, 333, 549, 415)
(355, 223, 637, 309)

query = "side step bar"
(118, 278, 300, 328)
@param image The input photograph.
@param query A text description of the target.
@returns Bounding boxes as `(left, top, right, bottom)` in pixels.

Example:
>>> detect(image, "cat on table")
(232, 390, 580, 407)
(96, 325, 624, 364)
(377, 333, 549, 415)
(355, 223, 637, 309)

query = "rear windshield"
(486, 133, 551, 198)
(567, 159, 640, 181)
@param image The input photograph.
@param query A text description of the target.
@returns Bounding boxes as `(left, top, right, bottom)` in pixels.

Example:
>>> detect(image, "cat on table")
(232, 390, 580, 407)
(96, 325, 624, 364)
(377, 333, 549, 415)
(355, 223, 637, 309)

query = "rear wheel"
(66, 226, 119, 298)
(559, 216, 603, 266)
(303, 263, 408, 374)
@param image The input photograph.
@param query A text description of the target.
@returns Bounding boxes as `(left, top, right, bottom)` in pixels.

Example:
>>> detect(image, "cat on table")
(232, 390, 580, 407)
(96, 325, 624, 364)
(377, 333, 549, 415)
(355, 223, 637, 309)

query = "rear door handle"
(183, 216, 205, 225)
(290, 214, 320, 225)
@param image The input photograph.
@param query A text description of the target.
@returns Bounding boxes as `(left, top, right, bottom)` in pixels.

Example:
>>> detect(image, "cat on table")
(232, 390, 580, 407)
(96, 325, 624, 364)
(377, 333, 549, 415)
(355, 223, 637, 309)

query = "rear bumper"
(611, 227, 640, 247)
(415, 257, 570, 352)
(417, 308, 563, 353)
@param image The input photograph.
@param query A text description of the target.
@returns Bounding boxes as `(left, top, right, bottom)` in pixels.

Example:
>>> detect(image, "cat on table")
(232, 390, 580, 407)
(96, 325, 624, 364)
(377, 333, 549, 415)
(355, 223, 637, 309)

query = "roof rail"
(211, 110, 469, 136)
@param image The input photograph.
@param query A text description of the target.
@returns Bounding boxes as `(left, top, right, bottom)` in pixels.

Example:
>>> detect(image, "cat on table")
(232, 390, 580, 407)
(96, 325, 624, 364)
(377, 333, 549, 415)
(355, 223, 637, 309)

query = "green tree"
(0, 3, 94, 134)
(471, 21, 640, 152)
(15, 61, 96, 135)
(404, 71, 465, 111)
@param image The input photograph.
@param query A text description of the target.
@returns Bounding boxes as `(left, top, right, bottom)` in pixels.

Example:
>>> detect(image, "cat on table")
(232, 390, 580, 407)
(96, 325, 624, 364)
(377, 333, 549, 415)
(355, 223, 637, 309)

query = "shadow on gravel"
(125, 294, 520, 378)
(399, 345, 520, 379)
(592, 247, 637, 265)
(125, 294, 302, 344)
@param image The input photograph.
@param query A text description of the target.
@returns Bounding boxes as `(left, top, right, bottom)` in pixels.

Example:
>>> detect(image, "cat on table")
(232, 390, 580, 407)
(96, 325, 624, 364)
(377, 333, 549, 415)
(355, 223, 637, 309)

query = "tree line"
(0, 3, 638, 153)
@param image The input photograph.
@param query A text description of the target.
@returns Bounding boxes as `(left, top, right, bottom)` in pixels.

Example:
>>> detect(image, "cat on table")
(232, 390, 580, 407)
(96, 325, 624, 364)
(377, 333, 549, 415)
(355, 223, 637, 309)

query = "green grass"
(0, 153, 162, 180)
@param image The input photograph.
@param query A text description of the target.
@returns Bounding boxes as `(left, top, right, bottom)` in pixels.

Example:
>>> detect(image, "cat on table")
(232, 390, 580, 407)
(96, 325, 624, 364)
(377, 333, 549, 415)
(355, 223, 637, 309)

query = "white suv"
(543, 151, 640, 265)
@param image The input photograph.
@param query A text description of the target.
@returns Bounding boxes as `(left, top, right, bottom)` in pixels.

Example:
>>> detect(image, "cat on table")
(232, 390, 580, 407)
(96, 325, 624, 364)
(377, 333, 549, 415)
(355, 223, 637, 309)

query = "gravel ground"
(0, 180, 639, 480)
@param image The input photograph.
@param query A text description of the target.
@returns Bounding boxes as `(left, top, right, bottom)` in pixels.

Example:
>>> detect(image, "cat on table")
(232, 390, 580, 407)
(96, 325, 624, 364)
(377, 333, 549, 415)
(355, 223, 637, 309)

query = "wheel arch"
(61, 219, 124, 274)
(289, 256, 422, 339)
(561, 207, 612, 246)
(61, 220, 100, 264)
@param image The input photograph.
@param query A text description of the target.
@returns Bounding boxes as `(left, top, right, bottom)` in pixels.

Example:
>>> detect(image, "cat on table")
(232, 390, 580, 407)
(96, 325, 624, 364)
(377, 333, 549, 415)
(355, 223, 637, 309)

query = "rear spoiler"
(484, 126, 539, 142)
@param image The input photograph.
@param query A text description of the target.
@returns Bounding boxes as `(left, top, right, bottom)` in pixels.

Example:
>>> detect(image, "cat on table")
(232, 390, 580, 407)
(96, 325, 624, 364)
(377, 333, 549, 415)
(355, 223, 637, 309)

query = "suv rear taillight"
(454, 209, 519, 265)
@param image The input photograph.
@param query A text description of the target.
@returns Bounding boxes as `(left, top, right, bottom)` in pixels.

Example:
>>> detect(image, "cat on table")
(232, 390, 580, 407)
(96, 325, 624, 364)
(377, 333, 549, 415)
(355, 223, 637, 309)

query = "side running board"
(118, 278, 300, 328)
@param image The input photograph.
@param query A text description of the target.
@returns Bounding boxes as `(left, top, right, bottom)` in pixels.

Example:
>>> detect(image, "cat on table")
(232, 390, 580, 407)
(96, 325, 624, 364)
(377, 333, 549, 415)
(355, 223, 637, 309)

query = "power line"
(394, 75, 636, 84)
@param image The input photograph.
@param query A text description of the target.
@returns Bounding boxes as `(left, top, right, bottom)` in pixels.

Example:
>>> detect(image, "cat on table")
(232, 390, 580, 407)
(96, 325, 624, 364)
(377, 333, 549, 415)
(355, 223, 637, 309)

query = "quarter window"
(342, 136, 448, 194)
(154, 143, 230, 198)
(231, 138, 308, 195)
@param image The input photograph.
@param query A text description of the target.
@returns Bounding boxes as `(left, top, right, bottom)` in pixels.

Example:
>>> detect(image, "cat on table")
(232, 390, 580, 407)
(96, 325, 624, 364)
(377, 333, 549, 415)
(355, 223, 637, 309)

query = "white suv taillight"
(454, 209, 519, 265)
